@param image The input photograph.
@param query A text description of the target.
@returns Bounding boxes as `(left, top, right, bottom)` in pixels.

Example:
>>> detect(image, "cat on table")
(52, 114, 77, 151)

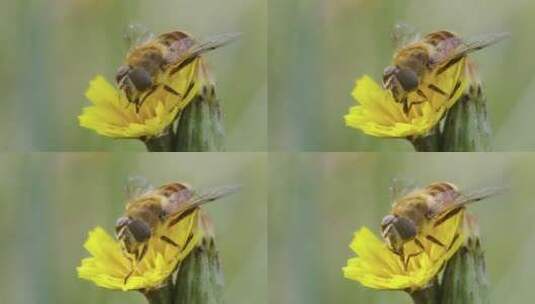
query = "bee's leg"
(138, 85, 160, 109)
(183, 233, 195, 250)
(131, 247, 140, 261)
(167, 208, 196, 228)
(448, 80, 462, 99)
(405, 89, 429, 113)
(436, 55, 464, 75)
(134, 98, 141, 113)
(402, 96, 410, 114)
(163, 85, 181, 97)
(124, 269, 134, 284)
(413, 237, 431, 261)
(405, 102, 419, 114)
(425, 234, 446, 248)
(160, 235, 180, 247)
(169, 57, 197, 76)
(182, 81, 196, 102)
(433, 207, 463, 228)
(428, 84, 448, 96)
(390, 246, 409, 271)
(124, 251, 137, 284)
(415, 89, 428, 101)
(404, 251, 423, 270)
(137, 244, 148, 262)
(403, 89, 428, 114)
(404, 102, 412, 114)
(160, 233, 195, 251)
(447, 233, 461, 251)
(414, 237, 426, 252)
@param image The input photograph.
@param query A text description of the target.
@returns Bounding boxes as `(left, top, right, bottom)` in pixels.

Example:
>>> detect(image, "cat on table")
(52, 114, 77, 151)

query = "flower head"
(342, 210, 464, 291)
(78, 58, 205, 139)
(77, 209, 202, 291)
(344, 58, 467, 138)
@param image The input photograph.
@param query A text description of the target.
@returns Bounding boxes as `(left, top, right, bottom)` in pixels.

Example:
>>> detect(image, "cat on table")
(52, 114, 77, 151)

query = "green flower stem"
(142, 91, 226, 152)
(408, 280, 440, 304)
(143, 131, 175, 152)
(173, 237, 225, 304)
(440, 217, 490, 304)
(174, 93, 225, 152)
(142, 225, 224, 304)
(408, 127, 440, 152)
(407, 215, 490, 304)
(143, 281, 174, 304)
(409, 77, 492, 152)
(441, 84, 492, 152)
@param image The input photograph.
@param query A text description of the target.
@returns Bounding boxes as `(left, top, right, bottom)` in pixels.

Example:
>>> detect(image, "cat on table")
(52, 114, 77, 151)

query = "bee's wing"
(428, 186, 506, 219)
(124, 23, 155, 52)
(188, 184, 242, 207)
(390, 178, 418, 202)
(164, 184, 241, 216)
(455, 186, 507, 205)
(456, 32, 510, 57)
(391, 23, 420, 50)
(125, 176, 154, 201)
(186, 32, 240, 58)
(164, 32, 240, 66)
(431, 32, 510, 67)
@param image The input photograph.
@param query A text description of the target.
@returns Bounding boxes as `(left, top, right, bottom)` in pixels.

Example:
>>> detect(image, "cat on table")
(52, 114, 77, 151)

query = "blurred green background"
(0, 0, 266, 151)
(0, 153, 267, 304)
(269, 0, 535, 151)
(270, 153, 535, 303)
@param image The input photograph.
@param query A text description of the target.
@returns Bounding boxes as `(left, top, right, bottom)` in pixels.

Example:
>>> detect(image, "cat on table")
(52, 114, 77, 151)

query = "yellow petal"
(345, 59, 467, 138)
(343, 211, 465, 290)
(77, 209, 202, 291)
(79, 58, 204, 139)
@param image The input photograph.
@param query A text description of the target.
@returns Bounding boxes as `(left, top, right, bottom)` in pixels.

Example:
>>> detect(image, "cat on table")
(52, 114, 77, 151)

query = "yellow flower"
(78, 58, 205, 139)
(342, 210, 464, 291)
(344, 58, 467, 138)
(77, 209, 202, 291)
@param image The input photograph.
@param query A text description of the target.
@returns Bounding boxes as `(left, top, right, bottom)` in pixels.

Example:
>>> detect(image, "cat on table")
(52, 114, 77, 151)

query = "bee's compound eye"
(128, 68, 153, 91)
(116, 65, 130, 84)
(127, 219, 151, 242)
(393, 217, 417, 240)
(395, 68, 419, 91)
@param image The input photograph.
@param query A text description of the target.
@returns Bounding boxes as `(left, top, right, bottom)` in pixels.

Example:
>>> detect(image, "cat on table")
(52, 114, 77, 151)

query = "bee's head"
(115, 216, 152, 254)
(383, 65, 420, 98)
(115, 65, 154, 105)
(380, 214, 417, 254)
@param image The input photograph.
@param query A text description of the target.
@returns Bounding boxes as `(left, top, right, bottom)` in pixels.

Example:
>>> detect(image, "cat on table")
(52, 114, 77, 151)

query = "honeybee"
(380, 181, 503, 268)
(116, 25, 239, 111)
(383, 24, 509, 113)
(115, 177, 240, 282)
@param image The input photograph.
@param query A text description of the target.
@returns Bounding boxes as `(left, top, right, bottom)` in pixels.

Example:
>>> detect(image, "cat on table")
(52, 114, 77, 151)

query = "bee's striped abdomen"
(425, 182, 458, 197)
(158, 182, 191, 198)
(157, 31, 190, 47)
(423, 31, 457, 47)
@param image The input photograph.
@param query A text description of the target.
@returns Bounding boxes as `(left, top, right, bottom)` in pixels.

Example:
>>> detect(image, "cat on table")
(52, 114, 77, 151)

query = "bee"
(115, 25, 239, 111)
(115, 177, 240, 282)
(383, 24, 509, 113)
(380, 181, 503, 268)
